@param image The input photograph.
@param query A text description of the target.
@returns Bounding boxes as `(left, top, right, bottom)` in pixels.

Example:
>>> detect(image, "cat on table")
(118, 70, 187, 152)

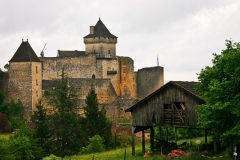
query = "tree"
(196, 40, 240, 151)
(31, 100, 52, 155)
(83, 84, 113, 149)
(0, 99, 25, 131)
(45, 68, 82, 157)
(0, 113, 10, 133)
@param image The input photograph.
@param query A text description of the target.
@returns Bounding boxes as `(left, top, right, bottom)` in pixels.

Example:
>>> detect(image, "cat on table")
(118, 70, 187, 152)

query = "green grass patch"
(0, 134, 10, 140)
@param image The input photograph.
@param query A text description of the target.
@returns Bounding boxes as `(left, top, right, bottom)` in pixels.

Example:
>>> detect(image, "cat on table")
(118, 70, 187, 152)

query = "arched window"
(92, 74, 95, 79)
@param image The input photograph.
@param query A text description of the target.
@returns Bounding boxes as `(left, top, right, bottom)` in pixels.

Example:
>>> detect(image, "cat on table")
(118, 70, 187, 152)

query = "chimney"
(90, 26, 94, 34)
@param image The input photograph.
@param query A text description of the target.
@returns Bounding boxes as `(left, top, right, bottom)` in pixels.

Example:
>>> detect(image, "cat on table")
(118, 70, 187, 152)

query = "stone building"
(3, 18, 164, 120)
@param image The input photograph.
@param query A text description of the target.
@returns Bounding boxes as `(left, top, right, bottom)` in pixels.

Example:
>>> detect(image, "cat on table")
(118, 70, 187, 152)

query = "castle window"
(36, 79, 38, 85)
(92, 74, 95, 79)
(36, 91, 38, 97)
(36, 66, 38, 73)
(124, 77, 126, 81)
(108, 50, 110, 54)
(94, 50, 96, 53)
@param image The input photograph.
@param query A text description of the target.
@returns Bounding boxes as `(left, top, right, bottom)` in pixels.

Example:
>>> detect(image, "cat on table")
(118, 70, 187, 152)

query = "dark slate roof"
(84, 18, 117, 38)
(42, 80, 56, 90)
(57, 50, 86, 57)
(9, 40, 40, 62)
(125, 81, 205, 112)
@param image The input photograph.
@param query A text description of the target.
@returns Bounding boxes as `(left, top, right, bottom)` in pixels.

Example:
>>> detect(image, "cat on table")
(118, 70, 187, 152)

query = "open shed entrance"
(163, 102, 186, 125)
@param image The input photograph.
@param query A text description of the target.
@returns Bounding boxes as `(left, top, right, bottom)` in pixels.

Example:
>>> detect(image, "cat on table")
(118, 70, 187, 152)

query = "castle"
(2, 18, 164, 120)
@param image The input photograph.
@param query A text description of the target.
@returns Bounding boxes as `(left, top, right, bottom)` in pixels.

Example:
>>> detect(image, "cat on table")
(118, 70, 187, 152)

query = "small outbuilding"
(125, 81, 206, 155)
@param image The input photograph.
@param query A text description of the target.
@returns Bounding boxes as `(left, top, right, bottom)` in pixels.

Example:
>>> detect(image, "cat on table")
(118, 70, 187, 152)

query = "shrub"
(81, 135, 105, 154)
(0, 112, 10, 133)
(116, 131, 132, 147)
(42, 154, 62, 160)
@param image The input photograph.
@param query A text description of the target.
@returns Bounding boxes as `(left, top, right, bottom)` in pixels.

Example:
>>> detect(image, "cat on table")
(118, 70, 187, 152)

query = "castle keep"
(4, 18, 164, 119)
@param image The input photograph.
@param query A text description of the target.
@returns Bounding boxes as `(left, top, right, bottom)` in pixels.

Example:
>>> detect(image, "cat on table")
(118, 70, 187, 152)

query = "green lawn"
(0, 134, 10, 140)
(56, 136, 232, 160)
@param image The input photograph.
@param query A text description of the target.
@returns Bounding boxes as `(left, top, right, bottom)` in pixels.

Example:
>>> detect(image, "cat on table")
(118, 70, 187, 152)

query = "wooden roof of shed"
(125, 81, 205, 112)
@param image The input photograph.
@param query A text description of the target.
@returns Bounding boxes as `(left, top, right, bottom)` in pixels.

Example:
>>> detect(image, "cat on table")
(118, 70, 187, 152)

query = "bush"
(0, 112, 10, 133)
(0, 137, 15, 160)
(116, 131, 132, 147)
(81, 135, 105, 154)
(43, 154, 62, 160)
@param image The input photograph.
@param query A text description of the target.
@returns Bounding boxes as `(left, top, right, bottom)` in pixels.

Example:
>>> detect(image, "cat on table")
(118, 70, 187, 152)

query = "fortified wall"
(2, 18, 164, 120)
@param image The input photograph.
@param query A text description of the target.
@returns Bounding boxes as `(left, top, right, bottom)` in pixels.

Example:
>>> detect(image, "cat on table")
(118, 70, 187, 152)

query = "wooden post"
(174, 127, 177, 144)
(131, 127, 135, 156)
(142, 130, 145, 154)
(165, 127, 168, 141)
(159, 126, 162, 140)
(205, 129, 208, 151)
(150, 127, 154, 152)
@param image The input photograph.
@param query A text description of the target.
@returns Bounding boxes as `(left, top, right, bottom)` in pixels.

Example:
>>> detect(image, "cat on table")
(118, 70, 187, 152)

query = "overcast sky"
(1, 0, 240, 82)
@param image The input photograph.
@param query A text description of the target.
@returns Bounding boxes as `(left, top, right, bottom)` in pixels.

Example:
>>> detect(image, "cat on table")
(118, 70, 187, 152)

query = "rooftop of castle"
(9, 40, 40, 62)
(57, 50, 86, 57)
(84, 18, 117, 39)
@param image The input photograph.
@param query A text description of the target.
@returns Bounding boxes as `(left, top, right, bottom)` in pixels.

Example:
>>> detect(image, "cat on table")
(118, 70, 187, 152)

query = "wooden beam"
(174, 127, 177, 143)
(165, 127, 168, 141)
(142, 130, 145, 154)
(180, 103, 185, 110)
(205, 129, 208, 151)
(159, 126, 162, 140)
(131, 127, 135, 156)
(150, 127, 154, 152)
(174, 105, 184, 123)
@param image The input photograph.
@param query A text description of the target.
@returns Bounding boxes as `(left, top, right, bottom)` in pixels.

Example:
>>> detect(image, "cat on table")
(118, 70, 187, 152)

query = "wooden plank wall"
(131, 85, 200, 127)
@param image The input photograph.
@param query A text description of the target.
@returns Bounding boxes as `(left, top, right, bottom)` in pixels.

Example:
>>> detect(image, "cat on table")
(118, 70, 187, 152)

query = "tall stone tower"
(8, 40, 42, 119)
(84, 18, 117, 58)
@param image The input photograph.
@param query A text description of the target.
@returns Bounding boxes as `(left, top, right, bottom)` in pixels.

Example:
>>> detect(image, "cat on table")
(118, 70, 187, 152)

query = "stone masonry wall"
(40, 54, 97, 80)
(137, 66, 164, 99)
(8, 62, 33, 119)
(31, 62, 42, 113)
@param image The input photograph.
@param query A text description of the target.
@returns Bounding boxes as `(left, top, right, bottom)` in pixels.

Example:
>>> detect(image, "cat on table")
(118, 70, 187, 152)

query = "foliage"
(82, 84, 113, 149)
(42, 154, 62, 160)
(153, 127, 204, 143)
(40, 68, 83, 157)
(195, 40, 240, 148)
(0, 90, 4, 105)
(115, 131, 132, 147)
(0, 99, 25, 131)
(0, 137, 15, 160)
(31, 99, 52, 154)
(4, 63, 9, 71)
(10, 126, 44, 159)
(0, 113, 10, 133)
(81, 135, 105, 154)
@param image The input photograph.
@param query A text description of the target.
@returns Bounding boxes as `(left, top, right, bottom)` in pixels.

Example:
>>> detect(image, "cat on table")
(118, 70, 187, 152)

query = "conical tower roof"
(9, 40, 40, 62)
(84, 18, 117, 38)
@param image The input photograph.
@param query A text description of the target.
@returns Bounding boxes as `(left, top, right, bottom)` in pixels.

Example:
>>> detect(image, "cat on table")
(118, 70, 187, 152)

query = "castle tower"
(84, 18, 117, 58)
(8, 40, 42, 119)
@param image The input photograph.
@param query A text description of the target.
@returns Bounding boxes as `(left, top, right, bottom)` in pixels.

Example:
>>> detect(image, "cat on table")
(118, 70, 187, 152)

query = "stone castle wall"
(84, 37, 117, 57)
(137, 66, 164, 99)
(40, 54, 97, 80)
(7, 62, 42, 119)
(31, 62, 42, 113)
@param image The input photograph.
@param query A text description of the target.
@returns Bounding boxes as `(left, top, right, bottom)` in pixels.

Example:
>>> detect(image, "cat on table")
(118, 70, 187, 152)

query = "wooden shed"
(125, 81, 206, 155)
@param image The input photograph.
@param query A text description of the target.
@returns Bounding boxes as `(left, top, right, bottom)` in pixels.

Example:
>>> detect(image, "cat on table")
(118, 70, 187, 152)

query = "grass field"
(0, 134, 10, 140)
(52, 136, 231, 160)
